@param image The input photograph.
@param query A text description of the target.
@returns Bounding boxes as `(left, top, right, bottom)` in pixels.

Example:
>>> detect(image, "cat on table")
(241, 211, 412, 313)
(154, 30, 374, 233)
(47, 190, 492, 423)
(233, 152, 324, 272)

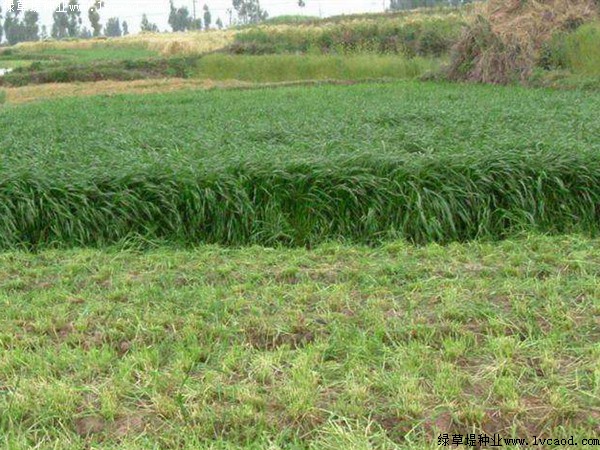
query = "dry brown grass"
(3, 78, 373, 105)
(120, 30, 236, 56)
(4, 78, 248, 104)
(15, 30, 236, 56)
(447, 0, 599, 83)
(15, 39, 104, 52)
(485, 0, 597, 41)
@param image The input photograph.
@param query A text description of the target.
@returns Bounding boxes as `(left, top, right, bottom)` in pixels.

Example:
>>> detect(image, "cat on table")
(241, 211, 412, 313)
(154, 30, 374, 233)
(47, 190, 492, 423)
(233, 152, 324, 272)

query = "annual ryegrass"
(195, 54, 439, 83)
(0, 81, 598, 248)
(0, 234, 598, 448)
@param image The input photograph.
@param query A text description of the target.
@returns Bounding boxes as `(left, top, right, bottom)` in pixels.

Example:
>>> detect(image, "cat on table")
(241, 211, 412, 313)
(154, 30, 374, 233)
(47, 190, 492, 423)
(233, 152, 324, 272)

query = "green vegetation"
(18, 45, 158, 63)
(0, 81, 598, 248)
(262, 15, 321, 25)
(196, 54, 438, 82)
(0, 60, 31, 69)
(1, 234, 598, 448)
(0, 5, 599, 449)
(0, 56, 199, 86)
(0, 43, 158, 63)
(311, 6, 472, 25)
(230, 14, 465, 56)
(0, 54, 436, 87)
(565, 22, 600, 76)
(529, 20, 600, 89)
(0, 7, 470, 88)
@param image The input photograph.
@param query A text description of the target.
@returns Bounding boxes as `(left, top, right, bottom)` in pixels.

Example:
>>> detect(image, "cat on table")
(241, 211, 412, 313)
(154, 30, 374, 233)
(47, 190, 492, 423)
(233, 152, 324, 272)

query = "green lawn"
(1, 234, 598, 448)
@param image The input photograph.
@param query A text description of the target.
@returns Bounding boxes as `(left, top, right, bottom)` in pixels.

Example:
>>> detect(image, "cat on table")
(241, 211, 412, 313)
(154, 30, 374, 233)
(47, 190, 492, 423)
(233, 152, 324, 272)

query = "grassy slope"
(0, 81, 599, 247)
(1, 234, 598, 448)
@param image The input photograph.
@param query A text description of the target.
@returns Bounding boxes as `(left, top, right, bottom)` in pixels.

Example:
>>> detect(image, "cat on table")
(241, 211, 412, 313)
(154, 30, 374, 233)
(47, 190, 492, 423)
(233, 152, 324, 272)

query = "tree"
(298, 0, 306, 7)
(41, 24, 48, 40)
(122, 21, 129, 35)
(88, 0, 104, 37)
(215, 17, 223, 29)
(3, 7, 18, 45)
(66, 0, 82, 37)
(190, 18, 202, 30)
(51, 6, 69, 39)
(0, 5, 3, 43)
(140, 13, 159, 32)
(232, 0, 268, 25)
(104, 17, 122, 37)
(203, 4, 212, 29)
(23, 10, 39, 41)
(79, 26, 92, 38)
(52, 1, 82, 38)
(168, 1, 193, 32)
(3, 7, 39, 45)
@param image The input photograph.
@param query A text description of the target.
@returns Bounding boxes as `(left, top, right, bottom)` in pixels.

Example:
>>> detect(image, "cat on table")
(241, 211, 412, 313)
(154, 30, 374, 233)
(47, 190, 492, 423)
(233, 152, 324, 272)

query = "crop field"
(0, 81, 599, 248)
(0, 11, 465, 88)
(0, 3, 599, 448)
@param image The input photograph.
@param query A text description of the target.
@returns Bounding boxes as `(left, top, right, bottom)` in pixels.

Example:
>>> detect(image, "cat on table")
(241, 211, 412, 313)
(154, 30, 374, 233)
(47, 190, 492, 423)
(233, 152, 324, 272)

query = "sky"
(2, 0, 388, 34)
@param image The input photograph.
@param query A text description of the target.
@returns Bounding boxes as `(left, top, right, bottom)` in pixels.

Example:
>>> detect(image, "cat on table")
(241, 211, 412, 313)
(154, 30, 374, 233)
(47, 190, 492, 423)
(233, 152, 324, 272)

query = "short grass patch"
(0, 234, 598, 448)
